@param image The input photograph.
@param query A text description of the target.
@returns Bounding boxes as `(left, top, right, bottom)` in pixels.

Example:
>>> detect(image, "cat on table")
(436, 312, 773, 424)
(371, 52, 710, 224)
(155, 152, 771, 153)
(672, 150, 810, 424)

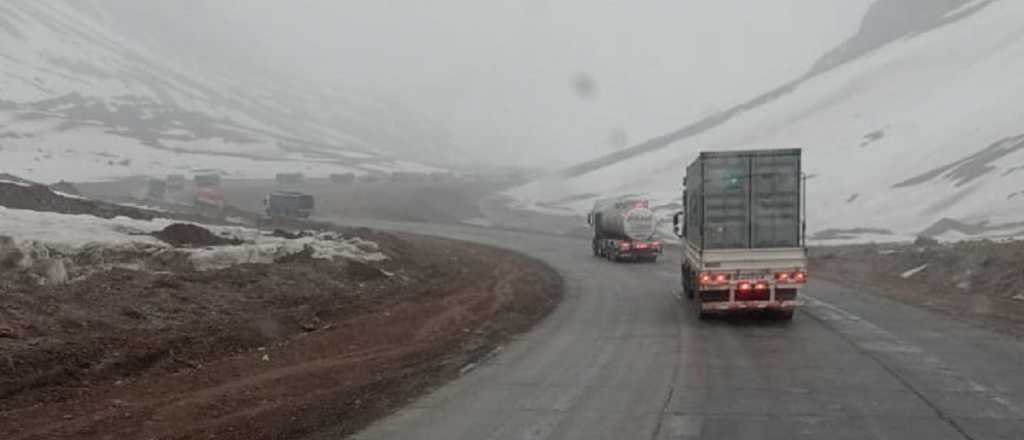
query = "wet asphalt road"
(335, 219, 1024, 440)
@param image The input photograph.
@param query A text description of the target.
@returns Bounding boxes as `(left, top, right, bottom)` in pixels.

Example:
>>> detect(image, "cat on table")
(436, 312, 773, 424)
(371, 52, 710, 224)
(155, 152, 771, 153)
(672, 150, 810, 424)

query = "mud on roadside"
(811, 239, 1024, 337)
(0, 228, 562, 440)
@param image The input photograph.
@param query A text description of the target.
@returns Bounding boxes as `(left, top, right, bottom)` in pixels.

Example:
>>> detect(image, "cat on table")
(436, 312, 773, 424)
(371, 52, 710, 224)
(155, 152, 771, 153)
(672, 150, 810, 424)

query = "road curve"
(326, 220, 1024, 440)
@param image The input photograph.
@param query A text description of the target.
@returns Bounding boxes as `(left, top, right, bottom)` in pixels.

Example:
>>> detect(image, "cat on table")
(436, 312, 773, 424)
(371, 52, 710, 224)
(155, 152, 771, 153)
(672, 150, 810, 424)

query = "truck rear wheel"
(694, 298, 708, 320)
(682, 269, 695, 299)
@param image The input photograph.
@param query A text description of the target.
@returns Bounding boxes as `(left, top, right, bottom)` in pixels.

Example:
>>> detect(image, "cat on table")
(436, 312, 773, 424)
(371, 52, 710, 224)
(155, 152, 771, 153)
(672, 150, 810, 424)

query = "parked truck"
(672, 148, 807, 320)
(166, 174, 187, 191)
(265, 191, 314, 218)
(276, 172, 305, 186)
(329, 172, 357, 184)
(195, 187, 225, 216)
(193, 173, 222, 188)
(145, 178, 167, 202)
(588, 197, 662, 262)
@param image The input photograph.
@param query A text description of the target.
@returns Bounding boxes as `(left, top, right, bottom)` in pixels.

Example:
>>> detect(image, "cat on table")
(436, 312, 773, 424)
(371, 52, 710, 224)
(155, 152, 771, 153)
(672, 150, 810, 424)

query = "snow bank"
(0, 207, 386, 278)
(0, 207, 167, 247)
(185, 230, 385, 271)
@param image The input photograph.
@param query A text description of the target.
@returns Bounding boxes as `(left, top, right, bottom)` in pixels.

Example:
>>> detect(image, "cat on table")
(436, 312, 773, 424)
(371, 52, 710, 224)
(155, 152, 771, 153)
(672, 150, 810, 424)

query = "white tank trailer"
(588, 197, 661, 262)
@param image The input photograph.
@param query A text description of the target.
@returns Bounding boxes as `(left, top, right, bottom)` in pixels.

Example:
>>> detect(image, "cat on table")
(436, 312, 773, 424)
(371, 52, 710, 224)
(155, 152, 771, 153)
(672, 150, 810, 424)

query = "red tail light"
(635, 243, 649, 249)
(776, 271, 807, 284)
(755, 283, 767, 291)
(737, 282, 752, 291)
(700, 272, 731, 286)
(619, 242, 631, 251)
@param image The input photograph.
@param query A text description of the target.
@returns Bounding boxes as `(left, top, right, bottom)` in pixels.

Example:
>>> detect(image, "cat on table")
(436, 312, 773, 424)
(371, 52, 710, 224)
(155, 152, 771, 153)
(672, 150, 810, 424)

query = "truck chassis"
(680, 241, 805, 320)
(593, 238, 662, 263)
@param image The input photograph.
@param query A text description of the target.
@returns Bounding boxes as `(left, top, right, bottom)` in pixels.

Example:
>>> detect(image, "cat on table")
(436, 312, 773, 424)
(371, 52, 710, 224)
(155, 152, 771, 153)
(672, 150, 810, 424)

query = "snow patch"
(0, 207, 386, 277)
(901, 264, 929, 279)
(50, 190, 87, 200)
(0, 179, 32, 187)
(186, 233, 385, 271)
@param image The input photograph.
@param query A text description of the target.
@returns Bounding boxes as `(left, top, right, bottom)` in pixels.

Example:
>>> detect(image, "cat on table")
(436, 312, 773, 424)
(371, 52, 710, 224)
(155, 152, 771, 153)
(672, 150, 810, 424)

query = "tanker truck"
(587, 197, 662, 263)
(672, 148, 807, 320)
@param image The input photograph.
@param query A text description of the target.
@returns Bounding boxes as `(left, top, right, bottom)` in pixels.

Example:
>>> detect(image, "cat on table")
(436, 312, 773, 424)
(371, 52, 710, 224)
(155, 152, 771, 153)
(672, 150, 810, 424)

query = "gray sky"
(99, 0, 874, 167)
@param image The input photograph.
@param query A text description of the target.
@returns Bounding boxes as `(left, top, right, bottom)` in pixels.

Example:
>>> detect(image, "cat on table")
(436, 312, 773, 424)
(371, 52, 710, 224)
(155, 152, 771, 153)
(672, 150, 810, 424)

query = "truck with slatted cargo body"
(672, 149, 807, 320)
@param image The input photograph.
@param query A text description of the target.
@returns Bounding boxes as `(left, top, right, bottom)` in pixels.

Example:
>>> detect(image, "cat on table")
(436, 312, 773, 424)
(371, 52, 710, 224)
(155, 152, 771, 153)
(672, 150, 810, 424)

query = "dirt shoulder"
(810, 240, 1024, 337)
(0, 211, 562, 439)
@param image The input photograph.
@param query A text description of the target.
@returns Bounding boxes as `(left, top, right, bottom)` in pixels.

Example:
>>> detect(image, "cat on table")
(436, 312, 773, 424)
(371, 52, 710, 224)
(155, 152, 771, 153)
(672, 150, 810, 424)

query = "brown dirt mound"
(812, 240, 1024, 337)
(0, 180, 154, 220)
(151, 223, 243, 247)
(1, 175, 249, 227)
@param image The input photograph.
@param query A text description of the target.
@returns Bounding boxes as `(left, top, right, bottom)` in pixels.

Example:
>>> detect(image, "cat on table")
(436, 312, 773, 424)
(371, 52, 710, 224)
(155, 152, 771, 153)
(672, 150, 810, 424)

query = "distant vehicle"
(194, 173, 221, 188)
(329, 173, 356, 184)
(588, 197, 661, 263)
(195, 187, 225, 215)
(166, 174, 187, 190)
(146, 179, 167, 201)
(265, 191, 314, 218)
(276, 172, 305, 186)
(672, 148, 807, 320)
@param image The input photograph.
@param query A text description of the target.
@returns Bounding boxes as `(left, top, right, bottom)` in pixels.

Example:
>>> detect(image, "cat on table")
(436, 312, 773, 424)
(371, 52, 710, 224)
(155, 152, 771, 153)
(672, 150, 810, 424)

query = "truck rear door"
(699, 149, 802, 250)
(702, 155, 750, 249)
(751, 153, 801, 248)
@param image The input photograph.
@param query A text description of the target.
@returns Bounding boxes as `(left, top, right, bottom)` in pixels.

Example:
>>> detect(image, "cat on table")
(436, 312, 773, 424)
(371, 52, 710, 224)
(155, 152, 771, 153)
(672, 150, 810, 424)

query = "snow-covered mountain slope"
(0, 0, 445, 182)
(509, 0, 1024, 242)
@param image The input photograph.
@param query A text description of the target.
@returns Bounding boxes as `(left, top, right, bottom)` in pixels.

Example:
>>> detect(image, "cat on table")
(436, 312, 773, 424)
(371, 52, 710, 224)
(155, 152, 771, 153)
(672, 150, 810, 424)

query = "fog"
(98, 1, 872, 168)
